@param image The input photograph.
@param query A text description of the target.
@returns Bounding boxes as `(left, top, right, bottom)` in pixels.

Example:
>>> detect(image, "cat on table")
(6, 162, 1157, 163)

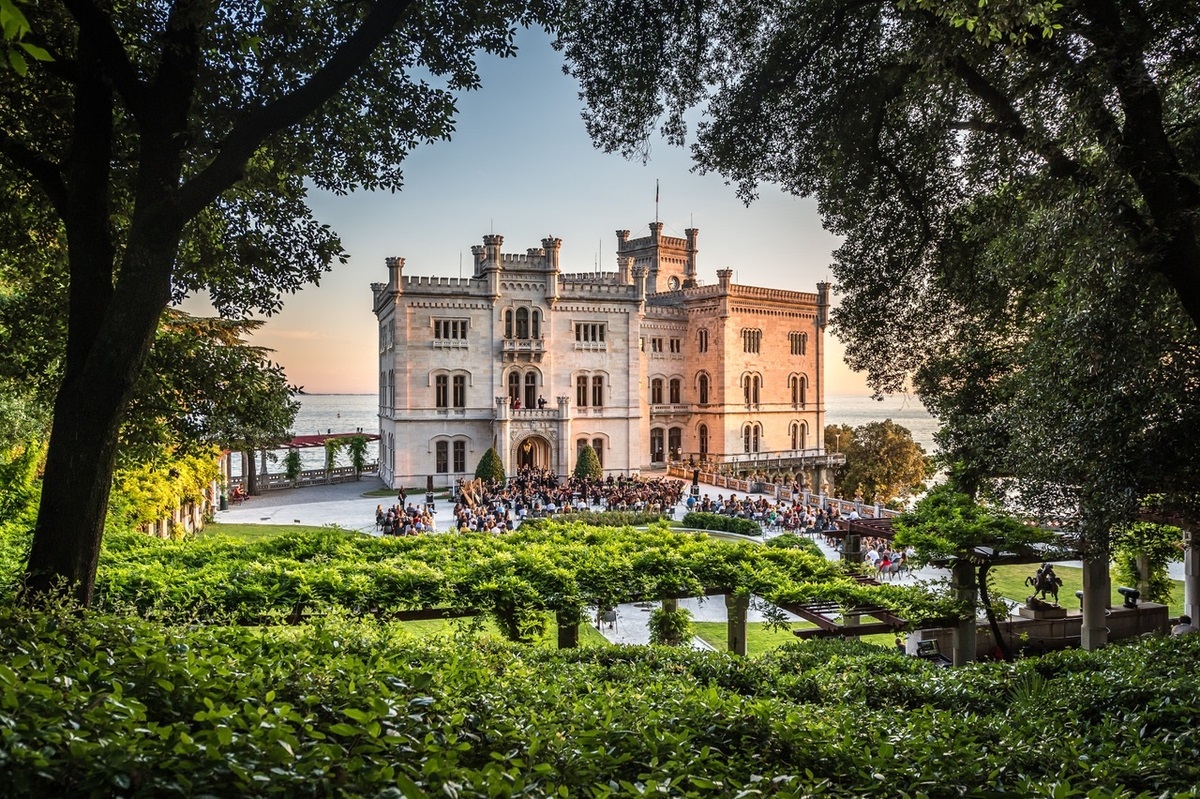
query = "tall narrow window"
(650, 429, 664, 463)
(531, 309, 540, 339)
(508, 372, 521, 404)
(697, 329, 708, 353)
(592, 376, 604, 407)
(668, 427, 682, 460)
(789, 331, 808, 356)
(453, 441, 466, 472)
(698, 374, 709, 405)
(516, 307, 529, 339)
(436, 441, 449, 473)
(452, 375, 466, 408)
(524, 372, 537, 409)
(752, 376, 761, 405)
(669, 337, 681, 353)
(799, 375, 807, 407)
(504, 310, 513, 339)
(752, 424, 761, 452)
(651, 378, 663, 404)
(743, 424, 751, 453)
(435, 374, 449, 408)
(576, 375, 588, 407)
(743, 375, 751, 405)
(592, 438, 604, 468)
(698, 424, 709, 458)
(742, 328, 761, 353)
(669, 378, 681, 404)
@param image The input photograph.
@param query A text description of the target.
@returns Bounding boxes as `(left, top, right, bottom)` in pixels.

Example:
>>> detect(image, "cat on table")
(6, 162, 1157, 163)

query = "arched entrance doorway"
(515, 435, 552, 472)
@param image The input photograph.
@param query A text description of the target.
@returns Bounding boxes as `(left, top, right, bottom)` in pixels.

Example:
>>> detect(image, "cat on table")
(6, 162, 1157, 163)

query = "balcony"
(502, 338, 545, 362)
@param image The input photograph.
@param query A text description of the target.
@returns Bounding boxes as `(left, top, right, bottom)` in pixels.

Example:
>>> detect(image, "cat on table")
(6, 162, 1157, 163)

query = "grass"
(394, 615, 609, 648)
(985, 563, 1184, 614)
(693, 620, 899, 656)
(199, 522, 341, 542)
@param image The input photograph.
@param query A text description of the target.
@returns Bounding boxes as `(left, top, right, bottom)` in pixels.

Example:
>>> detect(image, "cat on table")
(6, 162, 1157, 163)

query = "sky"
(184, 27, 872, 396)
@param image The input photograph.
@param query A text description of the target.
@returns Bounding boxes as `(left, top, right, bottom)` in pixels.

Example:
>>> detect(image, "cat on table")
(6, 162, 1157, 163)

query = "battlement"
(401, 274, 484, 291)
(729, 283, 818, 305)
(560, 271, 621, 283)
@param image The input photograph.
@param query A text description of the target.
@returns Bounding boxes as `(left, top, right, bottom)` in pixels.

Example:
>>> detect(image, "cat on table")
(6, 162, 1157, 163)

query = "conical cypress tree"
(573, 444, 603, 481)
(474, 447, 506, 482)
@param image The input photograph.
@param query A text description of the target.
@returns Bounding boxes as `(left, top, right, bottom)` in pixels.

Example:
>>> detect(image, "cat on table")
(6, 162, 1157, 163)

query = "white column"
(951, 560, 977, 665)
(1184, 531, 1199, 623)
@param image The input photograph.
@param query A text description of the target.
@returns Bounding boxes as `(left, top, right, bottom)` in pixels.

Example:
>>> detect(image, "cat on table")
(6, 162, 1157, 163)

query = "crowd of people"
(375, 501, 437, 536)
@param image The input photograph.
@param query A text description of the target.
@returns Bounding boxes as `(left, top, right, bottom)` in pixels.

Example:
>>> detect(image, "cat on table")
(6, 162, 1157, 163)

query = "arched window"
(651, 378, 664, 404)
(697, 329, 708, 353)
(576, 375, 588, 407)
(743, 374, 761, 405)
(753, 376, 761, 405)
(743, 375, 751, 405)
(531, 309, 541, 339)
(792, 374, 808, 407)
(669, 378, 681, 404)
(650, 428, 664, 463)
(743, 424, 751, 453)
(453, 375, 466, 408)
(744, 423, 761, 453)
(504, 309, 513, 339)
(524, 371, 537, 409)
(698, 373, 709, 405)
(592, 375, 604, 407)
(698, 424, 709, 458)
(790, 421, 807, 451)
(668, 427, 682, 460)
(435, 374, 449, 408)
(515, 307, 529, 339)
(508, 371, 521, 404)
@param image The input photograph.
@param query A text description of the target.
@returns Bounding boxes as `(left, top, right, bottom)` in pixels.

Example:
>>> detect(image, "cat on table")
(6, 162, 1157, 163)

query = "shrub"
(474, 447, 506, 482)
(682, 511, 762, 536)
(648, 604, 694, 646)
(573, 444, 603, 480)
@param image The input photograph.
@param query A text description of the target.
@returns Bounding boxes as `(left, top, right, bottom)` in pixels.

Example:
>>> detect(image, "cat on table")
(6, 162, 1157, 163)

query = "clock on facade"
(667, 276, 680, 290)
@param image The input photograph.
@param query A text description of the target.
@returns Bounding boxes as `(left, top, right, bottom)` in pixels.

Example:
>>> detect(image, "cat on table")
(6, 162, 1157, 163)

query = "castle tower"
(616, 221, 697, 294)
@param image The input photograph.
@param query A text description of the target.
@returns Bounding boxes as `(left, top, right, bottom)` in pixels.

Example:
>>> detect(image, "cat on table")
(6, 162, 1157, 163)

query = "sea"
(232, 392, 938, 476)
(825, 394, 938, 452)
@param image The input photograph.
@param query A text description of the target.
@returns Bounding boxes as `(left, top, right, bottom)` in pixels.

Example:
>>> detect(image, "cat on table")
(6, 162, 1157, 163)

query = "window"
(669, 337, 681, 353)
(791, 374, 808, 407)
(592, 438, 604, 468)
(515, 307, 529, 339)
(524, 372, 537, 409)
(650, 429, 664, 463)
(651, 378, 664, 404)
(698, 424, 709, 458)
(743, 423, 761, 453)
(790, 421, 807, 451)
(668, 427, 682, 460)
(742, 328, 762, 353)
(576, 375, 589, 407)
(531, 309, 540, 339)
(434, 318, 468, 340)
(504, 310, 513, 339)
(698, 373, 709, 405)
(651, 337, 663, 353)
(435, 374, 449, 408)
(669, 378, 681, 404)
(697, 329, 708, 353)
(389, 370, 394, 410)
(436, 441, 449, 473)
(575, 322, 606, 342)
(509, 372, 521, 404)
(453, 375, 466, 408)
(742, 374, 761, 405)
(789, 331, 808, 356)
(453, 441, 466, 472)
(592, 376, 604, 407)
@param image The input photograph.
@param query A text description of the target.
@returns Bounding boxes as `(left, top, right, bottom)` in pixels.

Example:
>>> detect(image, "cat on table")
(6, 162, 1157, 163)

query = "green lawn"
(986, 563, 1184, 614)
(693, 620, 898, 656)
(395, 615, 609, 648)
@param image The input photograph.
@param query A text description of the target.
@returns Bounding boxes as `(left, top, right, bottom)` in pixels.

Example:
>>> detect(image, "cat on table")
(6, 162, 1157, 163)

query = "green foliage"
(573, 443, 603, 480)
(474, 447, 506, 482)
(681, 511, 762, 536)
(3, 602, 1200, 797)
(647, 604, 694, 646)
(345, 435, 369, 478)
(108, 449, 221, 533)
(764, 533, 821, 555)
(323, 437, 344, 473)
(1112, 523, 1181, 605)
(836, 419, 931, 505)
(518, 510, 666, 531)
(283, 448, 302, 482)
(895, 485, 1062, 562)
(0, 440, 40, 531)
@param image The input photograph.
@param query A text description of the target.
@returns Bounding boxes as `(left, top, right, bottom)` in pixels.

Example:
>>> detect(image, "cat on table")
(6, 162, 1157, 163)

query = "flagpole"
(655, 179, 659, 223)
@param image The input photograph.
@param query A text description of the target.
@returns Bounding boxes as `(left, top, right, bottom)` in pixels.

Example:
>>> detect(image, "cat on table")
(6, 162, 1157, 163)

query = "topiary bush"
(474, 447, 506, 482)
(573, 444, 603, 480)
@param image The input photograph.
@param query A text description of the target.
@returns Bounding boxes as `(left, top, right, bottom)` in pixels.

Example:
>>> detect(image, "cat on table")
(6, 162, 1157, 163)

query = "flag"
(655, 179, 659, 204)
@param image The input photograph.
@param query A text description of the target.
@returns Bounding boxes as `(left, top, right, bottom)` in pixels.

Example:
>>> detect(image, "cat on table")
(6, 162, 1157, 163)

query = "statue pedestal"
(1018, 605, 1067, 620)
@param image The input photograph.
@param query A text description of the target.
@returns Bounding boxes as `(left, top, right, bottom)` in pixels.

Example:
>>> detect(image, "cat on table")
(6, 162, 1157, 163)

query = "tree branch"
(60, 0, 147, 114)
(177, 0, 418, 219)
(0, 133, 67, 213)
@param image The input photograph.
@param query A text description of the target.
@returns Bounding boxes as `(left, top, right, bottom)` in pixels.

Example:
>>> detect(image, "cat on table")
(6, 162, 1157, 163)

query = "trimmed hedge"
(682, 511, 763, 536)
(2, 605, 1199, 797)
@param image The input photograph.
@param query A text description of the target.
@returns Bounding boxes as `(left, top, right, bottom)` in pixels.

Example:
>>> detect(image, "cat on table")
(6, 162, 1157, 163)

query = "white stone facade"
(371, 222, 832, 489)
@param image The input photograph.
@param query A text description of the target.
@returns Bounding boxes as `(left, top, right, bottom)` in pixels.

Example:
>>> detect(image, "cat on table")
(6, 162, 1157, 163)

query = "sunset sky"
(184, 28, 872, 396)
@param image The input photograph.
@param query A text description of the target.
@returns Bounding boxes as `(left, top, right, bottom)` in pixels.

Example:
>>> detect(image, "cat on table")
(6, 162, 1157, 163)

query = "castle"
(371, 222, 836, 489)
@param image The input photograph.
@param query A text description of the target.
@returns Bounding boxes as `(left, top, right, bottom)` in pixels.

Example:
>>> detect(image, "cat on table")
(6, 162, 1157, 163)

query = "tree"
(283, 448, 303, 486)
(475, 448, 506, 483)
(3, 0, 552, 604)
(895, 485, 1067, 661)
(573, 444, 603, 481)
(836, 420, 930, 507)
(346, 435, 370, 481)
(555, 0, 1200, 540)
(823, 423, 855, 491)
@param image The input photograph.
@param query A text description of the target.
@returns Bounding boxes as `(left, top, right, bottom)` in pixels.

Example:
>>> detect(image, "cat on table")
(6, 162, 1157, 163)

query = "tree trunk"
(246, 452, 260, 496)
(978, 563, 1012, 661)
